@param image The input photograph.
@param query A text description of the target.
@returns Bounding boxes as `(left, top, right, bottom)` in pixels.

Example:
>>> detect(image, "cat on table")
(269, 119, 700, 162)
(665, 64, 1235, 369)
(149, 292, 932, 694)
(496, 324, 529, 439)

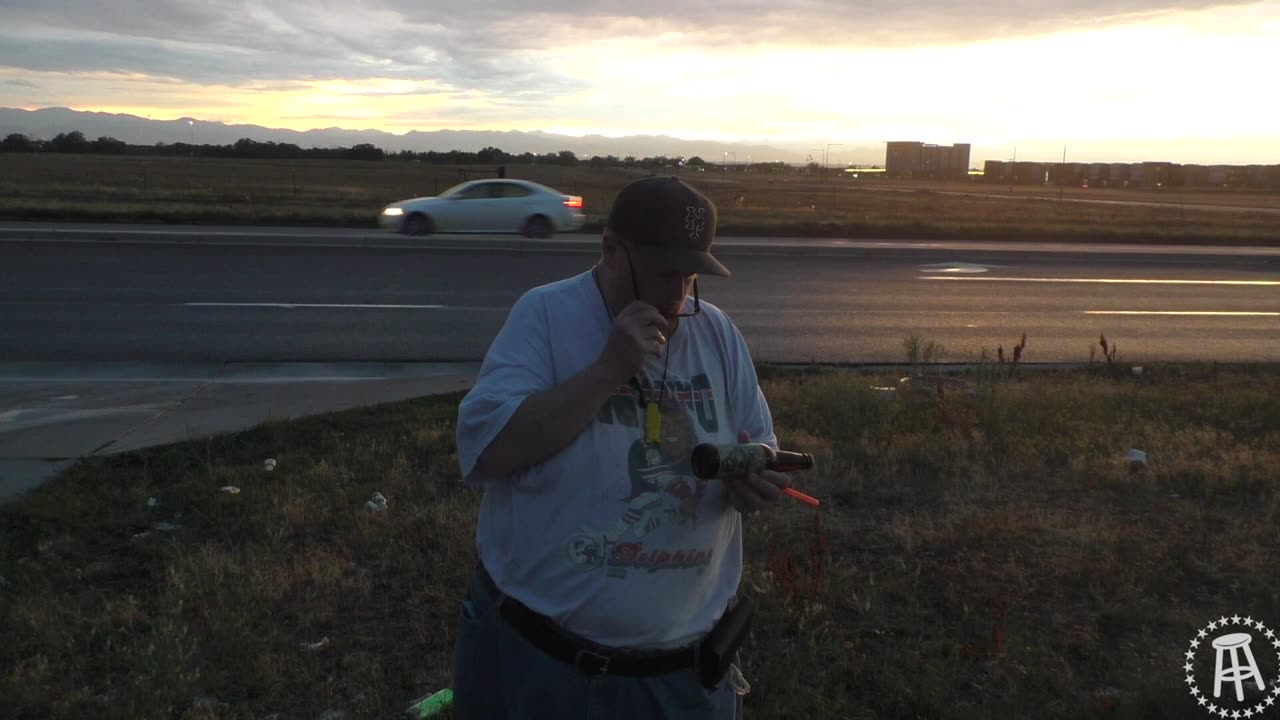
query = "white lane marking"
(1, 236, 595, 254)
(1084, 311, 1280, 316)
(0, 404, 175, 428)
(0, 377, 463, 384)
(183, 302, 447, 309)
(917, 262, 1007, 274)
(5, 227, 386, 238)
(920, 276, 1280, 286)
(8, 228, 1280, 257)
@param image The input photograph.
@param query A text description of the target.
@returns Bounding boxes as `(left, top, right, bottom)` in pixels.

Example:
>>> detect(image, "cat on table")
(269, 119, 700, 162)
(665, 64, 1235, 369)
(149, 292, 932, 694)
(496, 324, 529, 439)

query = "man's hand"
(596, 301, 670, 382)
(723, 431, 792, 514)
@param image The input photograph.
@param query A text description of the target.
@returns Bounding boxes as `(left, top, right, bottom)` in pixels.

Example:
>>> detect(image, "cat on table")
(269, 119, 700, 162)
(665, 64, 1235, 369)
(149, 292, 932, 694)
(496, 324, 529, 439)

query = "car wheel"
(523, 215, 553, 239)
(402, 213, 435, 236)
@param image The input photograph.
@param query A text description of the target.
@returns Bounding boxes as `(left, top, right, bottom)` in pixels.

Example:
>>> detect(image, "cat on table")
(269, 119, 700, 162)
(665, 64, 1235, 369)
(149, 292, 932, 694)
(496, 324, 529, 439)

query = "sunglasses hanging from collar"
(593, 265, 674, 447)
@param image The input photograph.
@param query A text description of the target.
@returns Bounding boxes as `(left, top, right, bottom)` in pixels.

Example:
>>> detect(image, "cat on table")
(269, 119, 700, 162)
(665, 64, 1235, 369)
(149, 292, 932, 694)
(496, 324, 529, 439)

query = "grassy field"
(2, 153, 1279, 245)
(864, 179, 1280, 210)
(3, 360, 1279, 719)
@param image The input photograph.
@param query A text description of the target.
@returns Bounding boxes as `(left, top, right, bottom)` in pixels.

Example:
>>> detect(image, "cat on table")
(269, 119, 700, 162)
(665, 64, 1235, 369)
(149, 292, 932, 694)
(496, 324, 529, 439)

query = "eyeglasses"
(620, 243, 701, 317)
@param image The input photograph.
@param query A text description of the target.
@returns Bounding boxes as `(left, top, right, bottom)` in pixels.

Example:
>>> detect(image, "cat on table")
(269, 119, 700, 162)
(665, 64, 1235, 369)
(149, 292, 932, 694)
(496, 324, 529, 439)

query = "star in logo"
(1187, 615, 1280, 718)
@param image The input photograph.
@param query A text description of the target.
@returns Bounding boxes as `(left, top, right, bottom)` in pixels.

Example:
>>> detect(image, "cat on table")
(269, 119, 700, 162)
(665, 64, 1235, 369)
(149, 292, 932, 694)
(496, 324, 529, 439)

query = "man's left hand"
(723, 430, 792, 514)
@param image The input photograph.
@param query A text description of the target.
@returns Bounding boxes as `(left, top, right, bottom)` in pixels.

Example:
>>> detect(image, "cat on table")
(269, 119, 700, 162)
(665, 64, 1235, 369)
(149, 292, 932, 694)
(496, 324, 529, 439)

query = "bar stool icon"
(1212, 633, 1265, 702)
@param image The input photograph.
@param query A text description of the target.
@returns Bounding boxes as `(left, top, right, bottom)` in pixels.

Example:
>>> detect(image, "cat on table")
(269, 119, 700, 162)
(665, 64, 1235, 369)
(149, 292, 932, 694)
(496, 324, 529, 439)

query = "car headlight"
(383, 207, 404, 216)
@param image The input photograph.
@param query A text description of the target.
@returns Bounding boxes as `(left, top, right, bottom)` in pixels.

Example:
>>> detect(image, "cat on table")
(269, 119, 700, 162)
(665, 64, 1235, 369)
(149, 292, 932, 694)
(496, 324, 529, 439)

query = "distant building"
(970, 151, 1278, 189)
(885, 141, 971, 179)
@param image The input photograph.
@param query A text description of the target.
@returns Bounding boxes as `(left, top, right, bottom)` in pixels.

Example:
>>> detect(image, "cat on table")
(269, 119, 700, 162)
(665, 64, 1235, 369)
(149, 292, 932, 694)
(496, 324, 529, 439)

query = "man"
(454, 176, 792, 719)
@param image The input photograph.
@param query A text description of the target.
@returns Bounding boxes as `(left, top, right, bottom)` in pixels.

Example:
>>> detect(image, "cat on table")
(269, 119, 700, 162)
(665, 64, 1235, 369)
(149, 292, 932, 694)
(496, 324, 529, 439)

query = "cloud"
(0, 0, 1255, 93)
(6, 78, 39, 88)
(341, 85, 459, 98)
(0, 0, 588, 96)
(2, 0, 1273, 157)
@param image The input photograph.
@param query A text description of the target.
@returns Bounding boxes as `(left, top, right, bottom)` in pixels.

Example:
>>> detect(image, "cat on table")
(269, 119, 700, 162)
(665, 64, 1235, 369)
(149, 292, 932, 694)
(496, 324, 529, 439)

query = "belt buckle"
(573, 648, 611, 676)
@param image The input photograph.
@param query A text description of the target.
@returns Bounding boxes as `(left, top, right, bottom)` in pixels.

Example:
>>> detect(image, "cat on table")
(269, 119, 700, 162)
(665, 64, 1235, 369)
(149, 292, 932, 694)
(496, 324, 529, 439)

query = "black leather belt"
(477, 561, 697, 677)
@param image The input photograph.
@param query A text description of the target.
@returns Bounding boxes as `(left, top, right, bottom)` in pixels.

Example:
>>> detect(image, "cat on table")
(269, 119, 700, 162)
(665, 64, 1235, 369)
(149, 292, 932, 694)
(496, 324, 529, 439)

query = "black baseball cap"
(605, 176, 730, 278)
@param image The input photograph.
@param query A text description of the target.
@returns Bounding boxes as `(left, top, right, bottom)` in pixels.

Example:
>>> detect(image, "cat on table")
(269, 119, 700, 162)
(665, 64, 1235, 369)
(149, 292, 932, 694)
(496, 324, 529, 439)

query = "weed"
(902, 334, 946, 370)
(3, 369, 1280, 718)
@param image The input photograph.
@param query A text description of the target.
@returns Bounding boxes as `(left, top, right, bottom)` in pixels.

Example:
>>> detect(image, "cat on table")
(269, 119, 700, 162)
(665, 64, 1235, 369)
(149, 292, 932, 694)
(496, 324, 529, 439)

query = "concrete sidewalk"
(0, 362, 480, 504)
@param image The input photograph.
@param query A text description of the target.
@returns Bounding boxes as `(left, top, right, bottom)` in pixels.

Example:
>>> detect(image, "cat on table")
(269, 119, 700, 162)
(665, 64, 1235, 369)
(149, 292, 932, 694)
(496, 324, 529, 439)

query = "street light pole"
(824, 143, 843, 171)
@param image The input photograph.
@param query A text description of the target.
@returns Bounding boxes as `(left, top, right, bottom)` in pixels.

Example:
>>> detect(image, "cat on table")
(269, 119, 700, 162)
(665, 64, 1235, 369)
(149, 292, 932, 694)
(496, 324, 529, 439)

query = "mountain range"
(0, 107, 886, 164)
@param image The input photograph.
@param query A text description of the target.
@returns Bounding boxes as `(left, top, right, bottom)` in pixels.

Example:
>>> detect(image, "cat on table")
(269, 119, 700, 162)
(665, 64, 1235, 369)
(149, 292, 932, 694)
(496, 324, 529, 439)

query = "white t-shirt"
(456, 268, 776, 650)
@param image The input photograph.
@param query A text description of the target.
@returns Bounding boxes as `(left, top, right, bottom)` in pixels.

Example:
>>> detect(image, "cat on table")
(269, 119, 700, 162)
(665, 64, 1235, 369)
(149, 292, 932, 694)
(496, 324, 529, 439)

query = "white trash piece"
(220, 486, 241, 495)
(1124, 449, 1148, 466)
(1131, 366, 1144, 377)
(264, 458, 277, 472)
(366, 491, 388, 513)
(300, 636, 331, 652)
(145, 497, 159, 510)
(869, 385, 897, 400)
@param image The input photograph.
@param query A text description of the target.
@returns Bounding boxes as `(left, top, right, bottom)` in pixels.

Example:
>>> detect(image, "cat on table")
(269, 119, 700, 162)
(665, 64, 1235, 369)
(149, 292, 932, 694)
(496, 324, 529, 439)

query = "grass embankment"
(3, 363, 1279, 718)
(2, 153, 1278, 245)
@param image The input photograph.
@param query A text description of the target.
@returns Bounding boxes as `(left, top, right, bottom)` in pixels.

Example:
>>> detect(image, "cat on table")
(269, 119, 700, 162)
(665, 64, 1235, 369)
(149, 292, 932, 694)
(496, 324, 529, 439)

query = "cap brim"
(638, 246, 731, 278)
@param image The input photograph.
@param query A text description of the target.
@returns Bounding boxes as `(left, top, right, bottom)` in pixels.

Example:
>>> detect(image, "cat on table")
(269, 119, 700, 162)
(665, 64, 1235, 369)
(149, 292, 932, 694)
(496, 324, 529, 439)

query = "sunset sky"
(2, 0, 1278, 164)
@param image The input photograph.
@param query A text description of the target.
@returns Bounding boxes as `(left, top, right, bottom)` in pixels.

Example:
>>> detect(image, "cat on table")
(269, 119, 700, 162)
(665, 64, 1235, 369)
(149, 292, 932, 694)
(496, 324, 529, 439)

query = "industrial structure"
(981, 160, 1280, 189)
(884, 141, 972, 180)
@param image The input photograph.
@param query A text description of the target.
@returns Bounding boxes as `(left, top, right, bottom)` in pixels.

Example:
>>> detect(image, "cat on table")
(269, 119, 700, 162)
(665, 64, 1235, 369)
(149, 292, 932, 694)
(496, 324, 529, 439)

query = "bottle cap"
(691, 443, 721, 479)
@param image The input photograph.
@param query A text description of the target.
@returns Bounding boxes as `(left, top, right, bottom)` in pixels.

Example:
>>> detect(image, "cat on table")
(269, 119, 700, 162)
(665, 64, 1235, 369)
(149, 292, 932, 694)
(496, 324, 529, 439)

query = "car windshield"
(437, 182, 475, 197)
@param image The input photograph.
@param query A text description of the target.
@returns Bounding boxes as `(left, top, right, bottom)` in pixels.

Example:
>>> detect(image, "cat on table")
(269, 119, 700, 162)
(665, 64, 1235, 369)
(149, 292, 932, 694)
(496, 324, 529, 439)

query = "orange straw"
(782, 487, 821, 506)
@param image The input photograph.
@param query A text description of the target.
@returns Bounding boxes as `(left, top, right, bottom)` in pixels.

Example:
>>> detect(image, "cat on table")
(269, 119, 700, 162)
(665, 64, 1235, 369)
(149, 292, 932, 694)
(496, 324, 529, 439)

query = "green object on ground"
(406, 688, 453, 718)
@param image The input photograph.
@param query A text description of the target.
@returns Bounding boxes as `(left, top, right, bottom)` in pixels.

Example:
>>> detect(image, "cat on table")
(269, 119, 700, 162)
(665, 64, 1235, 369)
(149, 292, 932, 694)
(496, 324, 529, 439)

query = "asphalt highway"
(3, 223, 1277, 364)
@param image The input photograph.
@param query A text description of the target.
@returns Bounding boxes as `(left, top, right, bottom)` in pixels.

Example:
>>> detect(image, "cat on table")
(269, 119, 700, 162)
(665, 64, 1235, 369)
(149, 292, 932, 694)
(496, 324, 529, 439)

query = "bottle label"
(717, 444, 766, 478)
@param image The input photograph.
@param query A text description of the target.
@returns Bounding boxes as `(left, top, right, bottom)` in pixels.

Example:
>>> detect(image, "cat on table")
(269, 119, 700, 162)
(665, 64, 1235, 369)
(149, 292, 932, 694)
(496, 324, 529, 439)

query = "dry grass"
(2, 364, 1280, 719)
(865, 179, 1280, 210)
(1, 153, 1278, 245)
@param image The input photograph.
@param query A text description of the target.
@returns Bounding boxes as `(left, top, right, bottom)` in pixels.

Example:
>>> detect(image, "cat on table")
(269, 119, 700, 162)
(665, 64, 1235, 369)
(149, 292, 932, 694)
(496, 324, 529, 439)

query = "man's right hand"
(597, 301, 670, 381)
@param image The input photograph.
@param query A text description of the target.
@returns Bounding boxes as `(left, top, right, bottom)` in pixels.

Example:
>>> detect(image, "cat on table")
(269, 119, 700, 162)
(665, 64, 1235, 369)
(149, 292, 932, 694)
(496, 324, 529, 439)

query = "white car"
(379, 179, 585, 238)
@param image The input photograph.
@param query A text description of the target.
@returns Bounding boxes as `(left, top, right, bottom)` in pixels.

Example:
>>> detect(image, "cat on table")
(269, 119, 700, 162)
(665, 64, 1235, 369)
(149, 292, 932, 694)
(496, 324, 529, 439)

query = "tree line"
(0, 130, 802, 172)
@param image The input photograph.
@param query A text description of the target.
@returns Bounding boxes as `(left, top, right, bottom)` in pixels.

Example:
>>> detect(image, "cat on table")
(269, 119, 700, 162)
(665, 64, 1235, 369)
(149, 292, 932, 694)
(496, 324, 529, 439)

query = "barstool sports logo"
(1185, 615, 1280, 717)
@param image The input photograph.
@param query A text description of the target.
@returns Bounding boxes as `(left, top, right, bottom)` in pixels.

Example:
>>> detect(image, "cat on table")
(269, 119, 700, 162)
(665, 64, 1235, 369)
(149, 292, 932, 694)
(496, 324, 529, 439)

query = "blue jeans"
(453, 564, 745, 720)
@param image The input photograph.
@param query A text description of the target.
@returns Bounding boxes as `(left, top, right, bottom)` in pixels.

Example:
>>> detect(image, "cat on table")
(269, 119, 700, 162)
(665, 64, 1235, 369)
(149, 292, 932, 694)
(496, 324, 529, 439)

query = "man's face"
(616, 240, 696, 322)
